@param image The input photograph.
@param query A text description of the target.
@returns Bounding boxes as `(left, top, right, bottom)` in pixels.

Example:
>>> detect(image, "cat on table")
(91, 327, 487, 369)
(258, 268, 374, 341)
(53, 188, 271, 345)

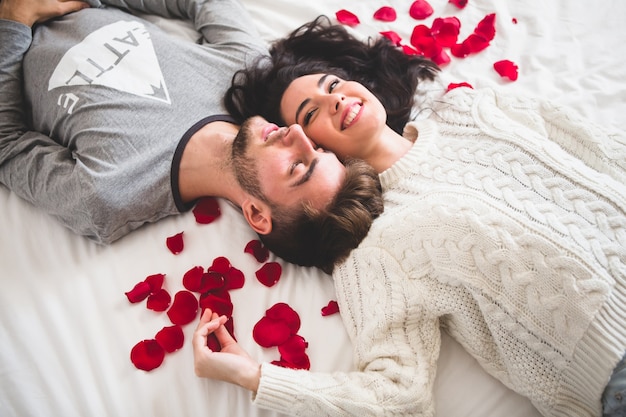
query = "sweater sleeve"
(100, 0, 267, 57)
(487, 88, 626, 185)
(253, 246, 441, 417)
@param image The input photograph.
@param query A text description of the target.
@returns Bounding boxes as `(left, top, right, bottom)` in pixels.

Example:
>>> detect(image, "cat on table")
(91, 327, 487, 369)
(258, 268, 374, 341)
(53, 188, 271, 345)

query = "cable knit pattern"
(253, 87, 626, 417)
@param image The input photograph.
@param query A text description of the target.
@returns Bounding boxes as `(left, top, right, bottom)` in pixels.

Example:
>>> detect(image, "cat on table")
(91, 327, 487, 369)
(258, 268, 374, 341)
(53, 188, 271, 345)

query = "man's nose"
(284, 124, 314, 151)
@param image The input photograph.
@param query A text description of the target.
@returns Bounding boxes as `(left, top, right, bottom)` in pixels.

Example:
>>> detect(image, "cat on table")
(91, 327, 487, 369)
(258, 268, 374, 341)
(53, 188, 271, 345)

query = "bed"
(1, 0, 625, 416)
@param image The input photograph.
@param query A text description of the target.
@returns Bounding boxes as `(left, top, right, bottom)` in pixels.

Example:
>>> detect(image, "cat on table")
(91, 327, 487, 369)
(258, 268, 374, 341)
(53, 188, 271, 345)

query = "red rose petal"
(266, 303, 301, 334)
(224, 267, 245, 290)
(380, 31, 402, 46)
(166, 232, 184, 255)
(155, 325, 184, 353)
(130, 339, 165, 371)
(207, 333, 221, 352)
(209, 256, 231, 275)
(410, 25, 441, 58)
(192, 197, 221, 224)
(475, 13, 496, 41)
(166, 291, 199, 325)
(144, 273, 165, 293)
(182, 266, 205, 292)
(431, 17, 460, 47)
(244, 240, 269, 263)
(449, 0, 468, 8)
(447, 82, 474, 92)
(373, 6, 396, 22)
(401, 44, 420, 55)
(125, 281, 152, 303)
(409, 0, 434, 20)
(321, 300, 340, 316)
(494, 59, 519, 81)
(146, 288, 171, 312)
(432, 49, 451, 65)
(278, 335, 310, 369)
(255, 262, 282, 287)
(252, 316, 292, 347)
(199, 293, 234, 317)
(336, 9, 360, 26)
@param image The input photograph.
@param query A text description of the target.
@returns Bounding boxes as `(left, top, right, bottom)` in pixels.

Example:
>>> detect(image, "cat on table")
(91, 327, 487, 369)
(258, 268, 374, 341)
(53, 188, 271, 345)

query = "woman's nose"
(327, 93, 345, 114)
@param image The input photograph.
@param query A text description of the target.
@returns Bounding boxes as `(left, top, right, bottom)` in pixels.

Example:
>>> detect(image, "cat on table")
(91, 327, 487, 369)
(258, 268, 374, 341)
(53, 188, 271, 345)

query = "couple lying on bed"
(2, 1, 625, 416)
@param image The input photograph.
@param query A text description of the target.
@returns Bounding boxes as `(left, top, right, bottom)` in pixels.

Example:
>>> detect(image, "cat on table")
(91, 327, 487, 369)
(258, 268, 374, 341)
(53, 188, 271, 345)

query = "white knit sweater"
(254, 87, 626, 417)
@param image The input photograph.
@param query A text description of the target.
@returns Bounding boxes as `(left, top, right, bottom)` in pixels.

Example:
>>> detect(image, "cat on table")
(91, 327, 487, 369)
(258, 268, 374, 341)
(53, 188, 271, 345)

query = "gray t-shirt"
(0, 0, 267, 243)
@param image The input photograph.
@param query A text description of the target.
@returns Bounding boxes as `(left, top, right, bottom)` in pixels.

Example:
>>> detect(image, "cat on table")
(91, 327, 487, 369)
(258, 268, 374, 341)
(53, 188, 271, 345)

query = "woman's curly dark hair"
(225, 15, 440, 134)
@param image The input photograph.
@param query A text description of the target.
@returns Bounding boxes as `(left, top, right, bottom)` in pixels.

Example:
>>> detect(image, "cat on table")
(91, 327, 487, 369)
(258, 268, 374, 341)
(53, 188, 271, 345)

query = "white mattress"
(2, 1, 625, 416)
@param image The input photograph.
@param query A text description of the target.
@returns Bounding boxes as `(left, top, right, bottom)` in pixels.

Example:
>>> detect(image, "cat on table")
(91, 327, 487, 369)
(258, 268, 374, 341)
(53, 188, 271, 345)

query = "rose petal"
(144, 273, 165, 293)
(278, 335, 310, 369)
(224, 267, 245, 291)
(409, 0, 434, 20)
(432, 49, 451, 65)
(192, 197, 221, 224)
(380, 31, 402, 46)
(125, 281, 152, 303)
(207, 333, 221, 352)
(155, 325, 184, 353)
(166, 232, 184, 255)
(209, 256, 231, 275)
(410, 25, 441, 58)
(431, 17, 460, 47)
(166, 291, 199, 325)
(447, 82, 474, 92)
(252, 316, 292, 347)
(130, 339, 165, 371)
(401, 44, 421, 55)
(266, 303, 301, 334)
(494, 59, 518, 81)
(335, 9, 360, 26)
(244, 240, 269, 263)
(321, 300, 340, 316)
(449, 0, 468, 8)
(199, 293, 234, 317)
(475, 13, 496, 41)
(255, 262, 282, 287)
(146, 288, 171, 312)
(373, 6, 396, 22)
(182, 266, 205, 292)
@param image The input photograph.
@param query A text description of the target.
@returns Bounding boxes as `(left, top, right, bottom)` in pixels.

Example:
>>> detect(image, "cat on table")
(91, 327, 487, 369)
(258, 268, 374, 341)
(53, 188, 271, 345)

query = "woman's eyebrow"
(294, 74, 330, 124)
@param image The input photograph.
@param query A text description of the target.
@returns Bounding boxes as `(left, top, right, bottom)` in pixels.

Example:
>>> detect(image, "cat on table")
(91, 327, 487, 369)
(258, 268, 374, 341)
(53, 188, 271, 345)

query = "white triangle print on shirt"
(49, 20, 170, 104)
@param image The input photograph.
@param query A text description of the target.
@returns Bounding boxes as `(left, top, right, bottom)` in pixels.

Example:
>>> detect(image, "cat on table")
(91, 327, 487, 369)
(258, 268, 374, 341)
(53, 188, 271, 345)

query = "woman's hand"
(0, 0, 89, 27)
(193, 309, 261, 392)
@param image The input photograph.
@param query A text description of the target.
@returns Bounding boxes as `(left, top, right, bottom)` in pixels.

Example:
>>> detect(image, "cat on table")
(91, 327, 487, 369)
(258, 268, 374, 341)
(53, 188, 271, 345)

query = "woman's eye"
(303, 109, 315, 125)
(329, 79, 339, 92)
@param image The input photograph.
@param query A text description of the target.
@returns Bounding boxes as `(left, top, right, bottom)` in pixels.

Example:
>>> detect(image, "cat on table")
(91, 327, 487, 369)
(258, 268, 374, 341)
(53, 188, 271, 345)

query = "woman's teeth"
(343, 104, 361, 129)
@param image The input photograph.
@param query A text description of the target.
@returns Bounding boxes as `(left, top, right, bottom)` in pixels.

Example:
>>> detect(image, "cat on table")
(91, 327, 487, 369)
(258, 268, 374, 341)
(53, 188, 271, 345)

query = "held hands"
(193, 309, 261, 392)
(0, 0, 89, 27)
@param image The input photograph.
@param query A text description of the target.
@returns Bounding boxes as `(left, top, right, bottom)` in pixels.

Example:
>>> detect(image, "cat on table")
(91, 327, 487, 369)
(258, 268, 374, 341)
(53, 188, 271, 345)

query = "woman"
(198, 17, 626, 417)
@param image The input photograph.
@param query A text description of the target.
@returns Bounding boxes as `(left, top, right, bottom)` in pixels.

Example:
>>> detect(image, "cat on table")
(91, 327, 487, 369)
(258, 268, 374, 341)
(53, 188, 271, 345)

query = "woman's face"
(279, 73, 388, 160)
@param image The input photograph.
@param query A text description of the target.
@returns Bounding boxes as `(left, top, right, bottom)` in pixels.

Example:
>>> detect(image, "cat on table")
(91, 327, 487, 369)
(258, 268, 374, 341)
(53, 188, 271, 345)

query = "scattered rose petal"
(494, 59, 518, 80)
(512, 17, 518, 24)
(410, 25, 441, 58)
(431, 17, 460, 47)
(380, 30, 402, 46)
(244, 240, 269, 263)
(166, 232, 184, 255)
(432, 49, 451, 65)
(125, 281, 152, 303)
(130, 339, 165, 371)
(447, 82, 474, 92)
(373, 6, 396, 22)
(449, 0, 468, 8)
(255, 262, 282, 287)
(146, 288, 171, 312)
(192, 197, 221, 224)
(144, 273, 165, 293)
(224, 267, 245, 290)
(167, 291, 198, 325)
(155, 325, 184, 353)
(278, 335, 310, 369)
(409, 0, 434, 20)
(253, 316, 292, 347)
(475, 13, 496, 41)
(207, 333, 221, 352)
(266, 303, 301, 334)
(182, 266, 206, 292)
(321, 300, 340, 316)
(209, 256, 231, 275)
(401, 44, 420, 55)
(336, 9, 360, 26)
(199, 292, 233, 317)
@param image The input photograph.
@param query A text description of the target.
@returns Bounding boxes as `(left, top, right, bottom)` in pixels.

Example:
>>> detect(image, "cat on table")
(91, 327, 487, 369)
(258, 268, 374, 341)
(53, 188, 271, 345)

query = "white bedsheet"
(2, 1, 625, 416)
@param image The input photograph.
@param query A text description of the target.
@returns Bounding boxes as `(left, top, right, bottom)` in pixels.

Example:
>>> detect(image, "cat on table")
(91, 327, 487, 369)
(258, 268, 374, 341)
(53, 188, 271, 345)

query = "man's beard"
(231, 119, 264, 199)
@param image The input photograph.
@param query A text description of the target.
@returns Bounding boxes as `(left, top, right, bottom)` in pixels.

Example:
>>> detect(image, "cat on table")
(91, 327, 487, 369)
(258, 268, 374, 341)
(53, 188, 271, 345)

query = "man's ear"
(241, 198, 273, 235)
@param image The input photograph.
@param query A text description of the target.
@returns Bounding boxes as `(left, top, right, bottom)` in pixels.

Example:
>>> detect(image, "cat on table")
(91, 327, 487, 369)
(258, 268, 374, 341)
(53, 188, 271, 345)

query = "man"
(0, 0, 383, 270)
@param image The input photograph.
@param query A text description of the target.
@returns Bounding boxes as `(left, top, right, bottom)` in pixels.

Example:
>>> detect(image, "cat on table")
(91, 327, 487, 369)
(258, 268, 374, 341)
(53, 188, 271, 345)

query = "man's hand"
(193, 309, 261, 392)
(0, 0, 89, 27)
